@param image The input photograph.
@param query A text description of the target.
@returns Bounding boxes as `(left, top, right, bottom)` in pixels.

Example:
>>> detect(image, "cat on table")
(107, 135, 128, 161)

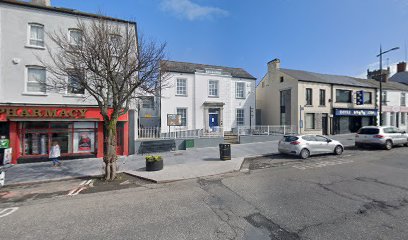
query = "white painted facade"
(381, 90, 408, 130)
(160, 69, 256, 133)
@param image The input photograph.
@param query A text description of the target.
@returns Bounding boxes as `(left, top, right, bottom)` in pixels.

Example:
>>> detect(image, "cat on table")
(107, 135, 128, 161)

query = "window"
(280, 76, 284, 82)
(236, 82, 245, 99)
(109, 34, 122, 56)
(69, 29, 83, 46)
(208, 80, 219, 97)
(236, 109, 245, 126)
(401, 112, 406, 125)
(176, 108, 187, 126)
(29, 23, 44, 47)
(176, 79, 187, 96)
(315, 135, 329, 142)
(364, 92, 372, 104)
(27, 66, 46, 93)
(401, 93, 406, 106)
(319, 89, 326, 106)
(336, 89, 352, 103)
(305, 113, 315, 129)
(67, 72, 85, 94)
(306, 88, 313, 106)
(142, 97, 154, 109)
(382, 91, 387, 105)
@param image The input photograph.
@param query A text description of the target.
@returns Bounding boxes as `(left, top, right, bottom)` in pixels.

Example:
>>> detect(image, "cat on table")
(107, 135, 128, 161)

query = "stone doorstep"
(124, 157, 245, 183)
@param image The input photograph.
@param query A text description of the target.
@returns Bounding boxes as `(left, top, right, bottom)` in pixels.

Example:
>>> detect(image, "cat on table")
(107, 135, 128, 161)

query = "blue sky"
(54, 0, 408, 82)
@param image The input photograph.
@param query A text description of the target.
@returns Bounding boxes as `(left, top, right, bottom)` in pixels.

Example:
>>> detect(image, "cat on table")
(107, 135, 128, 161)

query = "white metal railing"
(138, 127, 224, 139)
(236, 125, 298, 136)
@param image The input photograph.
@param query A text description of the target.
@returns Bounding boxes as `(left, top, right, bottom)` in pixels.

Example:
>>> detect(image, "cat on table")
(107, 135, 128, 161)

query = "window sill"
(22, 92, 48, 96)
(175, 94, 188, 97)
(318, 105, 326, 107)
(208, 96, 219, 98)
(63, 94, 85, 98)
(25, 45, 46, 50)
(236, 97, 246, 100)
(305, 105, 313, 107)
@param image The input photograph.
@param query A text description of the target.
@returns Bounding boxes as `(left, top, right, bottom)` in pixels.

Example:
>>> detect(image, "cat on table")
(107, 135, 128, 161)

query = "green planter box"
(185, 139, 195, 149)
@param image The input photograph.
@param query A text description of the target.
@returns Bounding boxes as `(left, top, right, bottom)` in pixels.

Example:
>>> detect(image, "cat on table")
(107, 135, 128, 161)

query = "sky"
(52, 0, 408, 83)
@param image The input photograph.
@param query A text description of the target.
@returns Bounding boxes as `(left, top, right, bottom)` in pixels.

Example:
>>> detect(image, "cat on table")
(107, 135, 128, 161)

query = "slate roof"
(389, 72, 408, 85)
(0, 0, 136, 24)
(280, 68, 376, 88)
(161, 60, 256, 80)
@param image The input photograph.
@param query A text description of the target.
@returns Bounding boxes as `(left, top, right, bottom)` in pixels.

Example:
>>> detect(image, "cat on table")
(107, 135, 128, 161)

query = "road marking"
(293, 159, 354, 170)
(67, 180, 93, 196)
(0, 207, 19, 218)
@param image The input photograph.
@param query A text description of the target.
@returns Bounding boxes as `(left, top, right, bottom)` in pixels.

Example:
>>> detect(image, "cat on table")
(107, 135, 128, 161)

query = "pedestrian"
(49, 141, 62, 167)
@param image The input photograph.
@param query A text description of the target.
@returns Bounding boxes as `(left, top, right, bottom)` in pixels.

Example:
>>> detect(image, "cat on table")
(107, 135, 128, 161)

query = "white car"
(278, 135, 344, 159)
(355, 126, 408, 150)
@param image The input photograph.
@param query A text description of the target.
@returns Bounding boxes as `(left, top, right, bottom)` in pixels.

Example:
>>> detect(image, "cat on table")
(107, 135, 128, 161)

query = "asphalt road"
(1, 146, 408, 240)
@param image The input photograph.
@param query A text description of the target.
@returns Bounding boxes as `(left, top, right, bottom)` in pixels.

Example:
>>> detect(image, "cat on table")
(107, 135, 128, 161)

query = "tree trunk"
(103, 119, 118, 180)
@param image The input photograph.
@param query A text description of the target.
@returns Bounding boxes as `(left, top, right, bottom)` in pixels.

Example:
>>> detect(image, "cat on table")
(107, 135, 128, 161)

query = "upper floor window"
(208, 80, 219, 97)
(336, 89, 352, 103)
(364, 92, 372, 104)
(236, 109, 245, 126)
(176, 79, 187, 96)
(67, 71, 85, 94)
(28, 23, 44, 47)
(142, 96, 155, 109)
(69, 29, 83, 46)
(26, 66, 46, 93)
(236, 82, 246, 99)
(306, 88, 313, 105)
(401, 93, 406, 106)
(382, 91, 388, 105)
(319, 89, 326, 106)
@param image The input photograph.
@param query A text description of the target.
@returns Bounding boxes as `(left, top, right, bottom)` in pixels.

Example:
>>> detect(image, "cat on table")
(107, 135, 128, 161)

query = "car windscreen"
(283, 136, 298, 142)
(357, 128, 379, 134)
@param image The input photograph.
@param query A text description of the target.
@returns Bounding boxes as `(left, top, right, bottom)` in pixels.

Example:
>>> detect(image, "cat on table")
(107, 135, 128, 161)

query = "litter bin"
(219, 143, 231, 160)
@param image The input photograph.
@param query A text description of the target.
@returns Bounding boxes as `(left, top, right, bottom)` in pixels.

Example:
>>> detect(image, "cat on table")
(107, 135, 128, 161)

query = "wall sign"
(334, 109, 377, 117)
(0, 108, 87, 119)
(167, 114, 182, 126)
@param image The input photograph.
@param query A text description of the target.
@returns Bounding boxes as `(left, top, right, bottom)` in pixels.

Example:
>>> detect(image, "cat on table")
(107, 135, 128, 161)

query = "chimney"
(397, 62, 407, 73)
(31, 0, 51, 6)
(267, 58, 280, 73)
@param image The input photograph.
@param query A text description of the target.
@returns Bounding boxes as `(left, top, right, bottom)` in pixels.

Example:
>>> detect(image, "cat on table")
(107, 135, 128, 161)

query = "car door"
(315, 135, 333, 153)
(391, 127, 403, 144)
(302, 135, 319, 155)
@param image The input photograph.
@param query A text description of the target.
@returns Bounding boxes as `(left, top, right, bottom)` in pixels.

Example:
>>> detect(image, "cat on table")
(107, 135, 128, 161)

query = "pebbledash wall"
(0, 1, 137, 163)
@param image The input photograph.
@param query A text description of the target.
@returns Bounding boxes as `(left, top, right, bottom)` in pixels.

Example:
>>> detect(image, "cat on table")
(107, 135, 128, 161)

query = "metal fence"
(138, 127, 224, 139)
(236, 125, 298, 136)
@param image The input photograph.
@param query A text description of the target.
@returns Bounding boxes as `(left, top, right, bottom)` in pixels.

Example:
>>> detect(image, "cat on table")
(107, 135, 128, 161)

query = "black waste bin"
(219, 143, 231, 160)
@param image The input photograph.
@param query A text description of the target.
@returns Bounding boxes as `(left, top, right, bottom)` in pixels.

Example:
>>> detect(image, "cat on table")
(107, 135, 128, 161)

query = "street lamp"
(376, 45, 399, 126)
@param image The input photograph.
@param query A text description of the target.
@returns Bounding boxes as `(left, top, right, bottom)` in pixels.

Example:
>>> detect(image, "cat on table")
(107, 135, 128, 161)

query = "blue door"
(209, 114, 219, 130)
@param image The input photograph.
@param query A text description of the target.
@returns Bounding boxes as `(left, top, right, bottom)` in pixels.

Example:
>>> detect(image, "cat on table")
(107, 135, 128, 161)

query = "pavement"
(2, 134, 356, 185)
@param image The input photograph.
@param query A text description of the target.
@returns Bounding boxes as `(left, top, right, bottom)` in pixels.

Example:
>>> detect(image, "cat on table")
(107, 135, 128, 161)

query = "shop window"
(336, 89, 352, 103)
(305, 113, 315, 129)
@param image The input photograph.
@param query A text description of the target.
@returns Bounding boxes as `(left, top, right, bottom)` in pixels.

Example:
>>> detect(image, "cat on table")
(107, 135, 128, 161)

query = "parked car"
(355, 126, 408, 150)
(278, 135, 344, 159)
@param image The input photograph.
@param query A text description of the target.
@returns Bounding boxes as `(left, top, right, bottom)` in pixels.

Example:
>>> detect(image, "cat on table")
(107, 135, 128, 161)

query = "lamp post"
(377, 45, 399, 126)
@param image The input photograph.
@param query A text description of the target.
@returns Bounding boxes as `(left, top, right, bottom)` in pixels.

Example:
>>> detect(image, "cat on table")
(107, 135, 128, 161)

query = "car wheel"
(334, 145, 343, 155)
(299, 149, 310, 159)
(385, 140, 393, 150)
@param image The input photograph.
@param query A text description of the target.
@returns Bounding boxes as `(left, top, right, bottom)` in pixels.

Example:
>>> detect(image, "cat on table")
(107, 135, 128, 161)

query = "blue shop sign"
(334, 109, 377, 116)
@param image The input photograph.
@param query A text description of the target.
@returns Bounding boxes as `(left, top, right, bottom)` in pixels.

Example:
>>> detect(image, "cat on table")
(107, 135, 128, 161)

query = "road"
(1, 146, 408, 239)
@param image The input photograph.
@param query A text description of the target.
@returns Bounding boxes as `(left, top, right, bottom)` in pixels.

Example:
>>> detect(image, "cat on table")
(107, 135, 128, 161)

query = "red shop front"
(0, 106, 128, 164)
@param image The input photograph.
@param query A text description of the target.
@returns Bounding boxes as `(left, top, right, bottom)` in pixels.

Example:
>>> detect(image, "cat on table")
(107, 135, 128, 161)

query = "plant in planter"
(145, 155, 163, 171)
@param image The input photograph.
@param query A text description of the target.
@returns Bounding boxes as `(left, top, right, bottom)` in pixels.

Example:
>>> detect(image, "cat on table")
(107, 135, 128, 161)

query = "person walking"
(49, 141, 62, 167)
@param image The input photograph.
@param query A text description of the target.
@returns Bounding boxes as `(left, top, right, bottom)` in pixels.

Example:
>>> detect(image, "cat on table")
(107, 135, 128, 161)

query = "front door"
(209, 113, 219, 131)
(322, 114, 328, 135)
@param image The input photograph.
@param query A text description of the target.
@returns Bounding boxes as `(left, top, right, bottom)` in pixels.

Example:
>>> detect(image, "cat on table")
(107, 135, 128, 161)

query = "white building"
(0, 0, 137, 163)
(379, 83, 408, 131)
(160, 60, 256, 134)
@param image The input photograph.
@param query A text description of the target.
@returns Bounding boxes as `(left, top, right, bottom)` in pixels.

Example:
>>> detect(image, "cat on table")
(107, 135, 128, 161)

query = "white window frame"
(176, 78, 187, 96)
(66, 71, 85, 95)
(25, 66, 46, 94)
(27, 23, 45, 48)
(236, 109, 245, 126)
(176, 108, 187, 127)
(208, 80, 219, 97)
(68, 28, 83, 46)
(236, 82, 246, 99)
(305, 113, 315, 129)
(401, 92, 406, 107)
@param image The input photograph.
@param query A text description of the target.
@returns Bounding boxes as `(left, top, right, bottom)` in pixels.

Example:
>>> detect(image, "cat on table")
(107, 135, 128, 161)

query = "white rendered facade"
(381, 90, 408, 130)
(160, 68, 256, 133)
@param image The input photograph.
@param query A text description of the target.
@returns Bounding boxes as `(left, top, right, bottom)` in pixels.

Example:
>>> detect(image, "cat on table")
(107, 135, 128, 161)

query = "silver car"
(355, 126, 408, 150)
(278, 135, 344, 159)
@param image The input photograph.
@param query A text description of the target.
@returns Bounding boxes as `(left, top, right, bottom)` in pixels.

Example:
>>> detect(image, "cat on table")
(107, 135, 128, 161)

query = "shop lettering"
(335, 109, 377, 116)
(0, 108, 88, 119)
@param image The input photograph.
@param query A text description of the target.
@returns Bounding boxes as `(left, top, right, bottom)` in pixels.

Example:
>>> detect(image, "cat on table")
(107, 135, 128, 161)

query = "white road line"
(0, 207, 19, 218)
(67, 179, 94, 196)
(293, 159, 354, 170)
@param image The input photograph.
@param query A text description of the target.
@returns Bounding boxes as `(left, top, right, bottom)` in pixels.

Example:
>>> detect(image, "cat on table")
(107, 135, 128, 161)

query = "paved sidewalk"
(3, 134, 355, 185)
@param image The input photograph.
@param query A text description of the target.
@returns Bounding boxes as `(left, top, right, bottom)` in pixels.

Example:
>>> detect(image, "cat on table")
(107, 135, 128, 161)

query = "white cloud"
(160, 0, 229, 21)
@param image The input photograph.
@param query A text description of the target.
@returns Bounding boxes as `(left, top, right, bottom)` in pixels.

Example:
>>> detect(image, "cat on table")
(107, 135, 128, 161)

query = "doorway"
(208, 108, 220, 132)
(322, 114, 328, 135)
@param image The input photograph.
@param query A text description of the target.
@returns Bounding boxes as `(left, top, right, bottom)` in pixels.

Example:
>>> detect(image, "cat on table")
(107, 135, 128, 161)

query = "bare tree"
(41, 17, 166, 180)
